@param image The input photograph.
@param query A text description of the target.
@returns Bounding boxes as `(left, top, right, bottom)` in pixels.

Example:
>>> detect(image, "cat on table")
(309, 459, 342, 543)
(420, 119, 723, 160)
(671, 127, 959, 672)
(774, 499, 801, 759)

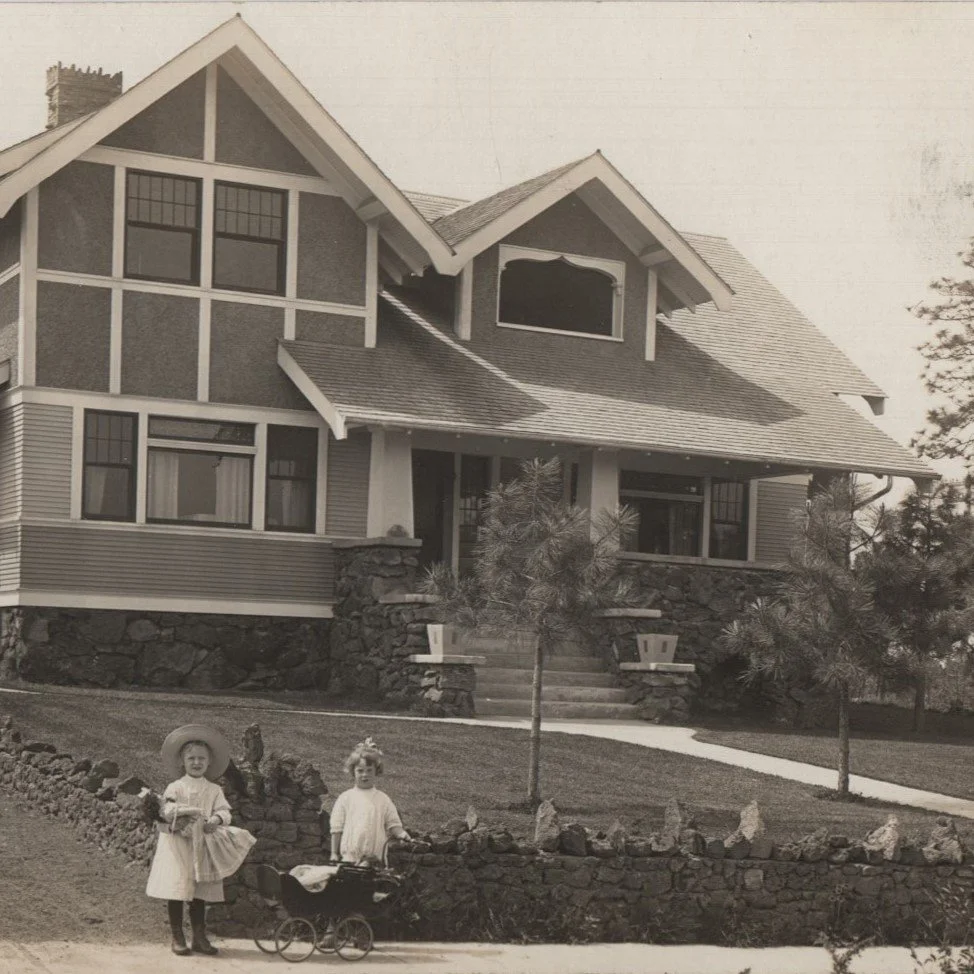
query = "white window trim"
(75, 403, 329, 537)
(496, 243, 626, 341)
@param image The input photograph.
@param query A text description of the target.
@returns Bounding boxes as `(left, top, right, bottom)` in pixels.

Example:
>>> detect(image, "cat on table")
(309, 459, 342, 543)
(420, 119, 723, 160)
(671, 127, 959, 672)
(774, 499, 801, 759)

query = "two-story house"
(0, 17, 933, 705)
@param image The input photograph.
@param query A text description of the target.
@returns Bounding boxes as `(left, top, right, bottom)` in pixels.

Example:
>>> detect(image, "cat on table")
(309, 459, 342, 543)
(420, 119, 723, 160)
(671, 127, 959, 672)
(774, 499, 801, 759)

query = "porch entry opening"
(412, 451, 577, 574)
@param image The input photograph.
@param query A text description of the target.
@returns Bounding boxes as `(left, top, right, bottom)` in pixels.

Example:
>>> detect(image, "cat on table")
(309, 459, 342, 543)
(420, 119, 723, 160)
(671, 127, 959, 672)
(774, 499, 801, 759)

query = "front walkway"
(0, 938, 940, 974)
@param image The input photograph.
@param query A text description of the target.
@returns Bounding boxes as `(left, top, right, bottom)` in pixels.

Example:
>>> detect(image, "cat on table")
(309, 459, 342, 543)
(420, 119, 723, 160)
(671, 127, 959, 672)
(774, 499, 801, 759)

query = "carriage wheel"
(334, 914, 373, 961)
(314, 918, 338, 953)
(251, 912, 282, 954)
(275, 916, 317, 962)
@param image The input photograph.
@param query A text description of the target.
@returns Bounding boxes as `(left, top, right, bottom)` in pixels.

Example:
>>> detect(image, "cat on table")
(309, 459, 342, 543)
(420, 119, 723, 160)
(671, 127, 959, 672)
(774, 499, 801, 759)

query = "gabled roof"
(428, 152, 735, 313)
(0, 16, 455, 273)
(403, 190, 468, 222)
(432, 158, 588, 245)
(279, 234, 930, 479)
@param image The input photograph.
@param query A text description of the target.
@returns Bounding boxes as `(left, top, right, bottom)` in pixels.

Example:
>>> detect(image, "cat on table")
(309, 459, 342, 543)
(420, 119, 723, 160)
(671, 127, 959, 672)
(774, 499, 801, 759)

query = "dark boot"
(189, 898, 218, 956)
(167, 901, 190, 956)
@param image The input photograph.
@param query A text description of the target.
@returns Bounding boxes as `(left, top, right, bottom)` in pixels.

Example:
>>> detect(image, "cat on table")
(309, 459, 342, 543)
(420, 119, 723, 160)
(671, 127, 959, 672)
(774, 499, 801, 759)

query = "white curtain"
(147, 451, 179, 520)
(84, 467, 108, 516)
(215, 456, 251, 524)
(277, 480, 311, 528)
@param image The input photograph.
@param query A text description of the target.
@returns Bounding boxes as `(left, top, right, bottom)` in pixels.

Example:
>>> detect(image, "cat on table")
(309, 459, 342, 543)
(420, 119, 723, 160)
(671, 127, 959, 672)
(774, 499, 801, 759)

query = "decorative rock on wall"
(0, 607, 330, 692)
(3, 715, 972, 948)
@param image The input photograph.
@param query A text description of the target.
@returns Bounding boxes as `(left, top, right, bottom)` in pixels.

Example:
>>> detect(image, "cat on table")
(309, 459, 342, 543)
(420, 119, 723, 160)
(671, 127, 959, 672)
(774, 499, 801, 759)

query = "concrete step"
(459, 635, 594, 657)
(476, 699, 641, 719)
(478, 653, 608, 673)
(477, 683, 630, 703)
(478, 667, 617, 688)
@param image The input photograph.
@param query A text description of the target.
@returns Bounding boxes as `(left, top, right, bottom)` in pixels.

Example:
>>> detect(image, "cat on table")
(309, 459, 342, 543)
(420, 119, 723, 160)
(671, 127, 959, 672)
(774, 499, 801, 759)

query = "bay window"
(81, 411, 323, 533)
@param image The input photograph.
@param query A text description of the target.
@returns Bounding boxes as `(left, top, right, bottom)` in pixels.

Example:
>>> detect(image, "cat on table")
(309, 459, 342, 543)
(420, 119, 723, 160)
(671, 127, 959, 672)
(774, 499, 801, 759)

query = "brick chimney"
(45, 63, 122, 129)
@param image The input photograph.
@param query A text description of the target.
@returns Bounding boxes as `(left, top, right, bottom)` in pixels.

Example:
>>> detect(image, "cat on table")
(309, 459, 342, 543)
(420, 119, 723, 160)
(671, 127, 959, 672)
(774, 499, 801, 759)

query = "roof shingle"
(281, 235, 930, 479)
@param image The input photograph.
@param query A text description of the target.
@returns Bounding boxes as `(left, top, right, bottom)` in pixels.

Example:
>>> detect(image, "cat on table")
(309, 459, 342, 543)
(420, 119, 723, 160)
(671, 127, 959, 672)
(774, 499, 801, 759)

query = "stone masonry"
(2, 716, 972, 948)
(0, 607, 330, 692)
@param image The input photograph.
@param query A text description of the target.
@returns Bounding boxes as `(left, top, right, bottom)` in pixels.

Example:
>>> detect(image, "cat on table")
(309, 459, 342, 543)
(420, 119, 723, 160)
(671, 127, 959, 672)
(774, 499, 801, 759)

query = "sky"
(3, 1, 974, 490)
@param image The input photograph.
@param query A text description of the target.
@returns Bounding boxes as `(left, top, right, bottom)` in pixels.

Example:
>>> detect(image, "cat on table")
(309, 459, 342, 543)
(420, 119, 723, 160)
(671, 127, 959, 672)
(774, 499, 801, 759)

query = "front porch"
(330, 427, 797, 719)
(365, 426, 809, 575)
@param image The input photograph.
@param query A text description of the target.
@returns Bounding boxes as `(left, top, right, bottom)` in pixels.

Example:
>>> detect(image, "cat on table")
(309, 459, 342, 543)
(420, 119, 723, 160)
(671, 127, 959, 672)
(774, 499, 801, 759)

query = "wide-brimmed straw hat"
(161, 724, 230, 781)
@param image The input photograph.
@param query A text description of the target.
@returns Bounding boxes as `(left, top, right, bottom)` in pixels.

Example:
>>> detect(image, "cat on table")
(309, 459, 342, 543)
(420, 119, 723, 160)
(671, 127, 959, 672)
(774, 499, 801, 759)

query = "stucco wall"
(0, 199, 20, 272)
(215, 68, 318, 176)
(120, 290, 199, 400)
(209, 300, 310, 410)
(100, 71, 205, 159)
(35, 281, 111, 391)
(296, 193, 367, 305)
(294, 310, 364, 345)
(37, 162, 114, 276)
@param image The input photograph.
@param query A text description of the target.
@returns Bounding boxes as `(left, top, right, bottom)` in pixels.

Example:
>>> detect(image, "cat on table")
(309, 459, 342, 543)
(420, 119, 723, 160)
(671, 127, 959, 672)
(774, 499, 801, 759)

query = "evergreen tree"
(914, 237, 974, 466)
(722, 480, 890, 796)
(423, 458, 636, 806)
(859, 481, 974, 733)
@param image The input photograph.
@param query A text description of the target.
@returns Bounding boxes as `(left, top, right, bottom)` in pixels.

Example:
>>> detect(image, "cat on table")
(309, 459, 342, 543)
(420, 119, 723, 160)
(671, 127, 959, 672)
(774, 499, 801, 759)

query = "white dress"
(145, 775, 233, 903)
(331, 787, 404, 863)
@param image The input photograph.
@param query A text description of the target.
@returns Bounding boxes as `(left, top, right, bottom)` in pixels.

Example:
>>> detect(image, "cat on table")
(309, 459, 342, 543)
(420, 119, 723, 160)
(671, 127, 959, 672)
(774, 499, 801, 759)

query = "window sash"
(212, 180, 287, 295)
(146, 448, 253, 528)
(124, 171, 202, 286)
(265, 426, 317, 533)
(82, 410, 138, 522)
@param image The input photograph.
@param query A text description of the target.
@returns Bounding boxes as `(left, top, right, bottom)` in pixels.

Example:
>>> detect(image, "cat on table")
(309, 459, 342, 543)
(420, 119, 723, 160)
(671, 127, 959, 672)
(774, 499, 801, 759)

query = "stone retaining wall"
(2, 716, 969, 947)
(0, 607, 331, 692)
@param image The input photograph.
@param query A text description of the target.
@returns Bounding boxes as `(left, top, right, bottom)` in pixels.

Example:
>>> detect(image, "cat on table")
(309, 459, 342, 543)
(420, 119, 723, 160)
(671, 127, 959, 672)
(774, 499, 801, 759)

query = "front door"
(412, 451, 494, 575)
(412, 449, 455, 572)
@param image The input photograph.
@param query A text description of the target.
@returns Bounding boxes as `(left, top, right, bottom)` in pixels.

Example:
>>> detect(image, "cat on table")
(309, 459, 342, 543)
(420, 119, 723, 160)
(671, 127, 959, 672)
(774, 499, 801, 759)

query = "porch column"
(577, 448, 619, 539)
(366, 428, 415, 536)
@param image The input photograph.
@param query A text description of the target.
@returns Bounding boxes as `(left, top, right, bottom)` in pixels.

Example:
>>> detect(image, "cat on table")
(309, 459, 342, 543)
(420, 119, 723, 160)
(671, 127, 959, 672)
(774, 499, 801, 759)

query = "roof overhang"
(432, 153, 734, 313)
(0, 16, 455, 274)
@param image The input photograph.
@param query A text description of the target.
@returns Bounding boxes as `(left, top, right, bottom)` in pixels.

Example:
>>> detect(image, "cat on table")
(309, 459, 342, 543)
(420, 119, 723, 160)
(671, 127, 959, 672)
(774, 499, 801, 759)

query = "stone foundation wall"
(0, 607, 331, 691)
(2, 716, 970, 947)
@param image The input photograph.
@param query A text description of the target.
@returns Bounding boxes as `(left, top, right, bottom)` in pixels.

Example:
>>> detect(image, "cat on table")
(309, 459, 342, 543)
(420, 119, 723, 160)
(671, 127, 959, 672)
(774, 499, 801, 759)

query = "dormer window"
(497, 244, 624, 340)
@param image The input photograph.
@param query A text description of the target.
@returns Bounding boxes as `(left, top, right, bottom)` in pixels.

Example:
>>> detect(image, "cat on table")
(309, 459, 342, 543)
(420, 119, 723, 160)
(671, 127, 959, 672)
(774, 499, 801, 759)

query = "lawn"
(696, 702, 974, 801)
(0, 792, 162, 943)
(1, 685, 970, 847)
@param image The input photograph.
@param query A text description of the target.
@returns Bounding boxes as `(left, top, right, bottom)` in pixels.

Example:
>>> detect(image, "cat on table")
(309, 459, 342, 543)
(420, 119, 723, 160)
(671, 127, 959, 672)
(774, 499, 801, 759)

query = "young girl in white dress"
(330, 737, 410, 864)
(146, 724, 255, 956)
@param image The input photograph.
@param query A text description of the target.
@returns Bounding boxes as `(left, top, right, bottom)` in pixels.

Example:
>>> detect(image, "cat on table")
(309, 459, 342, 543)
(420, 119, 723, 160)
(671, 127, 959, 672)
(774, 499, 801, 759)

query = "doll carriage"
(252, 861, 404, 962)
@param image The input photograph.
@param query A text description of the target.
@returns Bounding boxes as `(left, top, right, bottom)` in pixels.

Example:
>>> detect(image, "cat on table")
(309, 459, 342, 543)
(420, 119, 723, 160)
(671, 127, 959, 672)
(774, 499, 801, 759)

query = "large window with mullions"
(212, 182, 287, 294)
(125, 171, 201, 284)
